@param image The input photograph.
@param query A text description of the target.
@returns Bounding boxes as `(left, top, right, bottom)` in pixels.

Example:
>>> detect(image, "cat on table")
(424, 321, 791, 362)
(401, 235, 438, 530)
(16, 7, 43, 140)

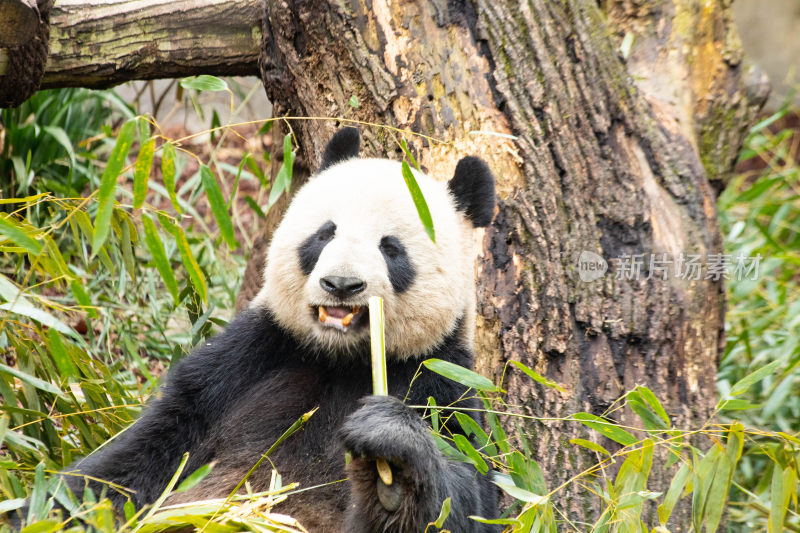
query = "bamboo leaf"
(161, 142, 181, 213)
(423, 358, 500, 392)
(569, 438, 611, 457)
(401, 161, 435, 242)
(175, 462, 215, 493)
(453, 434, 488, 474)
(573, 412, 637, 446)
(0, 215, 42, 255)
(400, 139, 419, 171)
(92, 119, 136, 253)
(657, 463, 690, 524)
(199, 164, 237, 249)
(510, 361, 565, 392)
(635, 386, 670, 425)
(0, 302, 77, 338)
(141, 215, 179, 303)
(158, 216, 207, 302)
(27, 462, 48, 523)
(704, 453, 732, 532)
(433, 497, 451, 528)
(492, 481, 548, 505)
(770, 466, 794, 533)
(179, 75, 229, 92)
(268, 134, 295, 209)
(0, 363, 64, 397)
(730, 358, 784, 396)
(133, 137, 156, 208)
(692, 445, 721, 532)
(70, 279, 98, 318)
(47, 329, 78, 379)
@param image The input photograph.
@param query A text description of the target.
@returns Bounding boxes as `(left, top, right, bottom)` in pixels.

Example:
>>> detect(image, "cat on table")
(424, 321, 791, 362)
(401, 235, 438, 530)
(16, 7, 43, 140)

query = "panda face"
(253, 158, 478, 360)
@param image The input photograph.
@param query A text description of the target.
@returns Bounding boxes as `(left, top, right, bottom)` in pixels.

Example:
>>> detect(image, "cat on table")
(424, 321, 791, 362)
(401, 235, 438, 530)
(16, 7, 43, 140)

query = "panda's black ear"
(319, 127, 360, 172)
(448, 156, 495, 228)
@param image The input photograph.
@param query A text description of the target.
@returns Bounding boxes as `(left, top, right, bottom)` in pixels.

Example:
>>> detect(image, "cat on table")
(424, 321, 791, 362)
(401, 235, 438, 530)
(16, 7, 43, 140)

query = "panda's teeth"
(318, 305, 328, 323)
(342, 312, 355, 327)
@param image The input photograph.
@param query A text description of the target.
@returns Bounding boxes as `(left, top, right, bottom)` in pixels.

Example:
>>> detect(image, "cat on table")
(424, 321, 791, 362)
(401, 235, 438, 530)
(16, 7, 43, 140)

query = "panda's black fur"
(53, 129, 500, 532)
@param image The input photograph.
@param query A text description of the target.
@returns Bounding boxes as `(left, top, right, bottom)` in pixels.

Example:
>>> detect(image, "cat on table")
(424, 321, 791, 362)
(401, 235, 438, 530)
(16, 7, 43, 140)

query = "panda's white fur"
(251, 157, 477, 360)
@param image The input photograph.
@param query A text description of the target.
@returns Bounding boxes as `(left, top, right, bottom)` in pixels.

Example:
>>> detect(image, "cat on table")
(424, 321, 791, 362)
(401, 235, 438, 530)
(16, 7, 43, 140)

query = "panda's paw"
(339, 396, 444, 515)
(340, 395, 439, 471)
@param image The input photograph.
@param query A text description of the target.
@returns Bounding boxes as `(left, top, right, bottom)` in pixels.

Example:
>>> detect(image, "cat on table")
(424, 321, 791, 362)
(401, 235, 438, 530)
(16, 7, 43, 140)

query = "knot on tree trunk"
(0, 0, 53, 108)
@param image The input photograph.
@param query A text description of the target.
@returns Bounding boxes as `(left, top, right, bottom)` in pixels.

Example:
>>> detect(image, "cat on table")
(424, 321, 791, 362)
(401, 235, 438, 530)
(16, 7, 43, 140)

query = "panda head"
(252, 128, 495, 360)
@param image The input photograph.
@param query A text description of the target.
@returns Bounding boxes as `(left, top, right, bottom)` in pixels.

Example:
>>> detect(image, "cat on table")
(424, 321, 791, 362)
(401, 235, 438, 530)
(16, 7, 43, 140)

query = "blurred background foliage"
(0, 80, 797, 531)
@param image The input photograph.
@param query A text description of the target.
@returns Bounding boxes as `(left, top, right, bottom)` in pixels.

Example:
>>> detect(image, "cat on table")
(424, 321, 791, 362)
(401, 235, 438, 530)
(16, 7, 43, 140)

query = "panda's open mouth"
(312, 305, 369, 333)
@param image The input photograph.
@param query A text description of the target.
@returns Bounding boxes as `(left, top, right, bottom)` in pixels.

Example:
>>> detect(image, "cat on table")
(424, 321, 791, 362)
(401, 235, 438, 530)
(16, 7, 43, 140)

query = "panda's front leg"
(339, 395, 489, 533)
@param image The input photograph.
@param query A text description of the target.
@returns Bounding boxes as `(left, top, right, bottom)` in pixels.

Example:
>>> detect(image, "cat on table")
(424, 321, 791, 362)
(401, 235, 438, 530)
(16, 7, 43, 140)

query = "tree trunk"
(248, 0, 767, 525)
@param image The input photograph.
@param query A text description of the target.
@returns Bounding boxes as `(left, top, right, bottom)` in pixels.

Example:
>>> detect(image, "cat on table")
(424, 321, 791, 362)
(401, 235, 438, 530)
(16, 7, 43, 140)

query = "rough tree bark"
(243, 0, 768, 525)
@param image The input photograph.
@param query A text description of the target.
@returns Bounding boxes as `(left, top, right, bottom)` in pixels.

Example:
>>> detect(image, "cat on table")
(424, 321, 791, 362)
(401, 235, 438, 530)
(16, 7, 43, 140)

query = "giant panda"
(58, 127, 499, 532)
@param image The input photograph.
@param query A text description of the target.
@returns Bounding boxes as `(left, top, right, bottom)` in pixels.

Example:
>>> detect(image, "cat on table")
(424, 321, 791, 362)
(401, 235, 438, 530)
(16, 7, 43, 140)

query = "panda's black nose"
(320, 276, 367, 299)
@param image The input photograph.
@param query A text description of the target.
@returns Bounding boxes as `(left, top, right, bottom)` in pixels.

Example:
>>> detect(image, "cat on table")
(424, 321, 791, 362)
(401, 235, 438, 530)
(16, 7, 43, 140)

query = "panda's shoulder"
(173, 307, 295, 376)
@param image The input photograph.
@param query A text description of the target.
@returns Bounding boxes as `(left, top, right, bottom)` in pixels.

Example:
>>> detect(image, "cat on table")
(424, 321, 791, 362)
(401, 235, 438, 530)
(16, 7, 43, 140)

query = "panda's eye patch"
(299, 220, 336, 275)
(379, 236, 415, 293)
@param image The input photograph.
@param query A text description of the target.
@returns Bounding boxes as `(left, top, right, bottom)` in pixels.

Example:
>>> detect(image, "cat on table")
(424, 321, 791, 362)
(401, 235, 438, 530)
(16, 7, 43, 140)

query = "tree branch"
(1, 0, 264, 90)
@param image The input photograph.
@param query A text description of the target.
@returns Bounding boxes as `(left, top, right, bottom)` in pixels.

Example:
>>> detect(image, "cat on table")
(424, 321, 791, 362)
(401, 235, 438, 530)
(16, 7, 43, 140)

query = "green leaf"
(692, 445, 721, 532)
(348, 95, 360, 108)
(492, 481, 548, 505)
(0, 215, 42, 255)
(133, 137, 156, 208)
(729, 358, 784, 396)
(268, 134, 295, 209)
(0, 363, 65, 397)
(42, 125, 76, 168)
(0, 498, 26, 514)
(422, 358, 500, 392)
(658, 462, 690, 524)
(573, 412, 637, 446)
(175, 462, 215, 493)
(159, 215, 207, 302)
(510, 361, 565, 392)
(453, 434, 488, 474)
(199, 164, 237, 249)
(92, 119, 136, 253)
(400, 139, 420, 171)
(70, 279, 98, 318)
(119, 209, 136, 282)
(0, 302, 77, 338)
(401, 161, 435, 242)
(455, 412, 496, 456)
(704, 453, 732, 532)
(179, 75, 229, 92)
(433, 434, 474, 465)
(27, 462, 49, 523)
(569, 438, 611, 457)
(628, 397, 667, 431)
(161, 142, 181, 213)
(141, 215, 179, 304)
(770, 465, 795, 533)
(716, 398, 762, 410)
(0, 274, 32, 307)
(432, 497, 451, 528)
(244, 195, 266, 219)
(47, 329, 78, 378)
(20, 520, 62, 533)
(634, 386, 670, 426)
